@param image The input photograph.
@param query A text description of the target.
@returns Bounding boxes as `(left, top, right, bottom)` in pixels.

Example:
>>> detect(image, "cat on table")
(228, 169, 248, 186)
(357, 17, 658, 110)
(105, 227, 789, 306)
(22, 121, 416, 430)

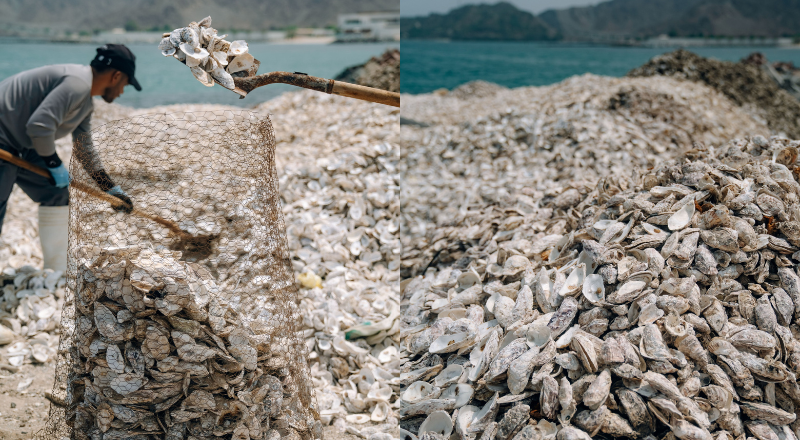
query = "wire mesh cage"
(36, 110, 321, 440)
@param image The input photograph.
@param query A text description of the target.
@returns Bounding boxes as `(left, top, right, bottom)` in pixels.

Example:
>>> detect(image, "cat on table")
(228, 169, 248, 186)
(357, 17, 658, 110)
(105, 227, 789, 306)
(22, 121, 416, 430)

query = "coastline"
(0, 41, 398, 109)
(1, 36, 340, 45)
(400, 42, 800, 95)
(0, 35, 398, 45)
(398, 38, 800, 48)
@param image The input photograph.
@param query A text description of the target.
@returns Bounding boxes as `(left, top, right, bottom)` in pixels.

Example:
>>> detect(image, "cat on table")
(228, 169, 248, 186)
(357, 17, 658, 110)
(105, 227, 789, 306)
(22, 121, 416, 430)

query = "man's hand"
(47, 163, 70, 188)
(106, 185, 133, 213)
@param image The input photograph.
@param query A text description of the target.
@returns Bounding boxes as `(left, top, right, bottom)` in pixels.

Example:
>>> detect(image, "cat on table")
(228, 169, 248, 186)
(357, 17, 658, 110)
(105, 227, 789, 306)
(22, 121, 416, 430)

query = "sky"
(400, 0, 604, 16)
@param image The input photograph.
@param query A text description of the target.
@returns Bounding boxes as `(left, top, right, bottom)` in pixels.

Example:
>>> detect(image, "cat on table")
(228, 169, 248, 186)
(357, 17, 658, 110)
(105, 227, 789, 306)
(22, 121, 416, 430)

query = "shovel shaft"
(330, 81, 399, 108)
(233, 71, 400, 107)
(71, 181, 187, 237)
(0, 149, 187, 237)
(0, 148, 53, 182)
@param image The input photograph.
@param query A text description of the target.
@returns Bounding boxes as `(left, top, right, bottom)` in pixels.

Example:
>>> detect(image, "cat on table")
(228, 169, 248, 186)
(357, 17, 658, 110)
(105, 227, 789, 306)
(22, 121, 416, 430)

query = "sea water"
(402, 40, 800, 94)
(0, 41, 397, 108)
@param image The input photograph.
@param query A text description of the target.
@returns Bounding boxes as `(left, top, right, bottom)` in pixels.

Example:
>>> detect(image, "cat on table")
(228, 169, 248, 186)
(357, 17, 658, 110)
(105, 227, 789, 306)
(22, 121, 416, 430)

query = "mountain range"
(401, 0, 800, 41)
(0, 0, 398, 33)
(401, 2, 556, 41)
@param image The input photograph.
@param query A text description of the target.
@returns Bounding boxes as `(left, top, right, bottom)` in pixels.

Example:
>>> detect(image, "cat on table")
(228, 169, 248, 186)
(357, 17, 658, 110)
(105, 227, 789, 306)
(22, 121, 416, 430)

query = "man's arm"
(73, 116, 133, 212)
(72, 116, 115, 191)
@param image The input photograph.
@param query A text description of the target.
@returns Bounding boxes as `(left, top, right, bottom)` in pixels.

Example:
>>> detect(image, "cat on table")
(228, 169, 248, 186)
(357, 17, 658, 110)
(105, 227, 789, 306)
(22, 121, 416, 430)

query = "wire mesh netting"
(36, 110, 321, 440)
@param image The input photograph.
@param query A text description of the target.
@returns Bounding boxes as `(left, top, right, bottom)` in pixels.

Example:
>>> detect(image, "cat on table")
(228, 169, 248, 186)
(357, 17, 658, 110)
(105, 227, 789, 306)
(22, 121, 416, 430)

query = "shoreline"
(400, 45, 800, 96)
(0, 36, 397, 45)
(400, 39, 800, 48)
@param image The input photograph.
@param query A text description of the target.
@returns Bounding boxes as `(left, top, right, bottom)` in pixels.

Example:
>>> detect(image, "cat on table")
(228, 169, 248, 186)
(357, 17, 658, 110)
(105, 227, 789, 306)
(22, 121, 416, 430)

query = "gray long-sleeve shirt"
(0, 64, 102, 173)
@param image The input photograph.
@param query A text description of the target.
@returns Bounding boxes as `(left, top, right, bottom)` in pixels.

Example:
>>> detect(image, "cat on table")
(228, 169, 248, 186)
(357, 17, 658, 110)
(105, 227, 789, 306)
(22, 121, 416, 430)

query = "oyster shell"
(158, 18, 260, 90)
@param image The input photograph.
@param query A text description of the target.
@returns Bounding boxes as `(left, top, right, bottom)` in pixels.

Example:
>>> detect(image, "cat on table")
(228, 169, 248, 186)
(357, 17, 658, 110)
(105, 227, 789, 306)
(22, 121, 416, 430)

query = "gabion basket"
(37, 110, 320, 440)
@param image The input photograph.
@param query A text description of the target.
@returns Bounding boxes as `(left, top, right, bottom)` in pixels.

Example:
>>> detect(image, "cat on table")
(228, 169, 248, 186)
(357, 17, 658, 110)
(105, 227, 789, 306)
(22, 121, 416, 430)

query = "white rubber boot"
(38, 205, 69, 272)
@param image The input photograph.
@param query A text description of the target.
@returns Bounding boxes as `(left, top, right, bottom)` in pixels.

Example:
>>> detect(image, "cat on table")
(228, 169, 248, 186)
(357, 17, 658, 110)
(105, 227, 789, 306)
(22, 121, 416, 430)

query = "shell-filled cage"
(36, 111, 321, 440)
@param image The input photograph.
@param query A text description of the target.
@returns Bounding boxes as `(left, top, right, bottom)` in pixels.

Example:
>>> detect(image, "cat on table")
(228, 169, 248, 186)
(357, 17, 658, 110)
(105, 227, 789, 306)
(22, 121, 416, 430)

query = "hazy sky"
(401, 0, 604, 16)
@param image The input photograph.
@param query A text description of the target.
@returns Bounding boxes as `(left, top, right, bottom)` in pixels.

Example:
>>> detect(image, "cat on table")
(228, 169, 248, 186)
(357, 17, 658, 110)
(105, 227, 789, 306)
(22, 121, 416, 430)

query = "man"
(0, 44, 141, 271)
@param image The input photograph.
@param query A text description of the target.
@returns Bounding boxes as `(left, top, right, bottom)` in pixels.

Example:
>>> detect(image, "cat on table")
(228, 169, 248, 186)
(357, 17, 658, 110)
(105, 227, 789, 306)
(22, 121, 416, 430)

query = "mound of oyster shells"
(69, 244, 320, 440)
(400, 75, 770, 279)
(159, 16, 259, 90)
(629, 50, 800, 139)
(0, 266, 62, 367)
(400, 137, 800, 440)
(256, 93, 402, 436)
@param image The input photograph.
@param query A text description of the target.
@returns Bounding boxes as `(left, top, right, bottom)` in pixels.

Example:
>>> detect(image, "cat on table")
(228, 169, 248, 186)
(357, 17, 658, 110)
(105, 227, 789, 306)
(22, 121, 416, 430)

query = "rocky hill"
(400, 2, 557, 41)
(334, 49, 400, 92)
(542, 0, 800, 39)
(539, 0, 703, 40)
(402, 0, 800, 41)
(0, 0, 397, 33)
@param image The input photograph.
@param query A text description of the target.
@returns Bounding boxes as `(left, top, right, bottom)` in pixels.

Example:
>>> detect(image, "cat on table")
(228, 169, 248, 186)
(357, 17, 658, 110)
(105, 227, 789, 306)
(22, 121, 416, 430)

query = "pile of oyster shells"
(628, 50, 800, 139)
(159, 16, 259, 90)
(0, 266, 62, 367)
(399, 75, 771, 278)
(68, 244, 321, 440)
(254, 93, 402, 435)
(399, 136, 800, 440)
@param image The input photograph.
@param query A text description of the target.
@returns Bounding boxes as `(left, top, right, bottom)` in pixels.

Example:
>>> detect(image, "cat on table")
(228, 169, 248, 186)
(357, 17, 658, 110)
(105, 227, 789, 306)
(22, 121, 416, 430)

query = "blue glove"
(106, 185, 134, 213)
(47, 163, 70, 188)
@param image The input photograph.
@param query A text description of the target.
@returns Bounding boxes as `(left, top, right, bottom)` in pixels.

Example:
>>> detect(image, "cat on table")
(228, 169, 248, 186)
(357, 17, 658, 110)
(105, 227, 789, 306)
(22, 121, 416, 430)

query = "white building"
(337, 11, 399, 42)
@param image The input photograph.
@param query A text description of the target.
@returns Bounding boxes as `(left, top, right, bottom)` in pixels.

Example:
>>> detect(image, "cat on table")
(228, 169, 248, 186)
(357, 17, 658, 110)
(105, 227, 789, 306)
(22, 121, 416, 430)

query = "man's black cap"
(92, 44, 142, 91)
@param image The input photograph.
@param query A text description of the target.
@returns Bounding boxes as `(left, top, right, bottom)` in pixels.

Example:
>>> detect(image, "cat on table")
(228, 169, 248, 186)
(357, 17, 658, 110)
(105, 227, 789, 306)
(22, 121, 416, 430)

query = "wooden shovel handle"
(330, 81, 400, 108)
(71, 181, 187, 237)
(234, 71, 400, 107)
(0, 149, 187, 237)
(0, 149, 52, 181)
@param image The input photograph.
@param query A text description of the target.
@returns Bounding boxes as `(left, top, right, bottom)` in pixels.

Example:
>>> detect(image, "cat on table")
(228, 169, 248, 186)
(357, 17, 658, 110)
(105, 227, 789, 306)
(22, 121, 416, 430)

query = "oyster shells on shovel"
(159, 17, 260, 90)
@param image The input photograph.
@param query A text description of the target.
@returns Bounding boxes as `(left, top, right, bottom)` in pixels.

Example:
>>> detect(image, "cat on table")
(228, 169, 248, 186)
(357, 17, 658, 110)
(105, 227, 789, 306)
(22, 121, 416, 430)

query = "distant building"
(294, 28, 336, 38)
(337, 11, 399, 42)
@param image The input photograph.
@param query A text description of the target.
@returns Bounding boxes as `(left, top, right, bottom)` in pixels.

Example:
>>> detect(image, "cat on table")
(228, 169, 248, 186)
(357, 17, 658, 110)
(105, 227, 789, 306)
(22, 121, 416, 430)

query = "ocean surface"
(0, 41, 397, 108)
(402, 41, 800, 94)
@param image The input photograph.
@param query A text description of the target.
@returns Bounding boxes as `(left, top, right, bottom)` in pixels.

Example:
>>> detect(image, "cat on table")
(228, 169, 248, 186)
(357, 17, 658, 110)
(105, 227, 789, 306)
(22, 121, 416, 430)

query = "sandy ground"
(0, 363, 56, 440)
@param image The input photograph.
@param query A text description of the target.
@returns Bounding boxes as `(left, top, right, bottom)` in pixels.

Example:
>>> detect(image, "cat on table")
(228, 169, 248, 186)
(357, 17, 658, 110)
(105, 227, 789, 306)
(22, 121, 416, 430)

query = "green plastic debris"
(343, 300, 400, 340)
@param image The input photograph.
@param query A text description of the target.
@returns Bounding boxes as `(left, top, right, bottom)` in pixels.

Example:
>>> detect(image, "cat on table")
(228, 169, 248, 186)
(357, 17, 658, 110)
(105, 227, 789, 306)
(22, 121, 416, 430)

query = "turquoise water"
(0, 41, 397, 108)
(401, 41, 800, 94)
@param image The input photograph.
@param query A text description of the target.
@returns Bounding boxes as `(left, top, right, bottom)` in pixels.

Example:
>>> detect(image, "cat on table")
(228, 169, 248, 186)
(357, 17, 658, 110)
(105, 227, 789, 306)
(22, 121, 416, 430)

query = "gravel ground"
(0, 363, 54, 440)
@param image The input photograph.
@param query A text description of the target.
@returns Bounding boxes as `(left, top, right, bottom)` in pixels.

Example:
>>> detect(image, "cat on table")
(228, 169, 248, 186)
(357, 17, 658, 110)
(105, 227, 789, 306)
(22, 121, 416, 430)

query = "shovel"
(0, 149, 217, 259)
(161, 32, 399, 108)
(231, 71, 400, 107)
